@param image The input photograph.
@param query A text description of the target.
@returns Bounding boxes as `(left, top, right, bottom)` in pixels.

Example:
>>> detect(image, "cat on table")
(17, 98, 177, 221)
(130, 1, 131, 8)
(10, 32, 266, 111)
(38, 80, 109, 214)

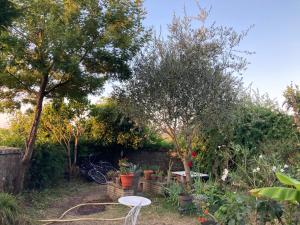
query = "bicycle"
(79, 154, 117, 185)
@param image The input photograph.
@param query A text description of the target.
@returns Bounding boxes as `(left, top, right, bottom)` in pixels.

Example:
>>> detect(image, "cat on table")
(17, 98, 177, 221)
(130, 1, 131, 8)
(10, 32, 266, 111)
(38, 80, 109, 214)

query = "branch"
(45, 80, 70, 95)
(6, 71, 36, 94)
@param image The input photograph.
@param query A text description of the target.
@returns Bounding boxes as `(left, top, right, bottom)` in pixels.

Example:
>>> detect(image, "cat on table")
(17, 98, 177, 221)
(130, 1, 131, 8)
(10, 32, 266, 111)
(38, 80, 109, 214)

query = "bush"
(233, 105, 296, 150)
(164, 182, 183, 206)
(0, 193, 30, 225)
(214, 192, 254, 225)
(27, 144, 65, 189)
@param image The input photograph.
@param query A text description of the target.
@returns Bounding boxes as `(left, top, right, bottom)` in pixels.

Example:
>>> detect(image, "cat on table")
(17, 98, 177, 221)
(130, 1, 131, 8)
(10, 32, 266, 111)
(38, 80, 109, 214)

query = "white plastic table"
(171, 171, 209, 178)
(118, 196, 151, 207)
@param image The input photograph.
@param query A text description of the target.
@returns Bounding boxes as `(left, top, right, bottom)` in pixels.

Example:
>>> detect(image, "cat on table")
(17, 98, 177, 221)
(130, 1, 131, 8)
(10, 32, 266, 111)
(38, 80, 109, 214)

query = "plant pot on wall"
(144, 170, 153, 180)
(120, 173, 134, 189)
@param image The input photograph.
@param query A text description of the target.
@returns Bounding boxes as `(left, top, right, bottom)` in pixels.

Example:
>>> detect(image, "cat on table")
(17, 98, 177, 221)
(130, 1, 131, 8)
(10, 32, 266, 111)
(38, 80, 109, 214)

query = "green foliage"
(214, 192, 253, 225)
(194, 179, 225, 213)
(0, 192, 30, 225)
(87, 98, 146, 149)
(164, 182, 183, 206)
(27, 144, 65, 189)
(233, 104, 296, 150)
(255, 200, 283, 225)
(0, 0, 20, 31)
(284, 84, 300, 131)
(250, 172, 300, 203)
(0, 192, 19, 225)
(0, 0, 148, 110)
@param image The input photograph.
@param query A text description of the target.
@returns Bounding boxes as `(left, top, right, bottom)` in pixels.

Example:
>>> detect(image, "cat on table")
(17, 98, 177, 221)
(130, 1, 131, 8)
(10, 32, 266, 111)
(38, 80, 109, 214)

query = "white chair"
(124, 203, 142, 225)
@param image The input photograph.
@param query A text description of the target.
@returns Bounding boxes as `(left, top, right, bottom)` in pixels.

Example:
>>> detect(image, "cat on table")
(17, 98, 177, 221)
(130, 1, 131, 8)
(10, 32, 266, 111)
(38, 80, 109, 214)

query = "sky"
(142, 0, 300, 105)
(1, 0, 300, 127)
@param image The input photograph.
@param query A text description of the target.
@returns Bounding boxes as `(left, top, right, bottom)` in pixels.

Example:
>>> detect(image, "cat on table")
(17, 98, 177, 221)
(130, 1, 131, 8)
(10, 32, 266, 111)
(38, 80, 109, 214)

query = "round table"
(118, 196, 151, 207)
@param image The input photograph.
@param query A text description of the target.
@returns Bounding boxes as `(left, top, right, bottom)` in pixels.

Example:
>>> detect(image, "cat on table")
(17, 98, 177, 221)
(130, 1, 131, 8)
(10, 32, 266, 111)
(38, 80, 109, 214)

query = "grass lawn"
(18, 179, 199, 225)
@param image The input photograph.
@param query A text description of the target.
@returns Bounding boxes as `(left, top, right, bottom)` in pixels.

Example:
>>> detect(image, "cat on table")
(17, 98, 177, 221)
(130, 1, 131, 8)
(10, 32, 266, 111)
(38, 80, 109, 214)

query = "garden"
(0, 0, 299, 225)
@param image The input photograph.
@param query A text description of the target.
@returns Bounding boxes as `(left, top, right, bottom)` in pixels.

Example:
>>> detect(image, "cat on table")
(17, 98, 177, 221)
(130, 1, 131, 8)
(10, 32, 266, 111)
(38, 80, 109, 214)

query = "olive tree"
(117, 11, 248, 183)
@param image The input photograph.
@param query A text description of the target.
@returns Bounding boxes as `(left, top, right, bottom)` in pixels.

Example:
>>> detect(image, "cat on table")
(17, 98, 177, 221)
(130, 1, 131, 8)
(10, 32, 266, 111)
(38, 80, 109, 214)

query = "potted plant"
(119, 159, 134, 189)
(157, 169, 165, 182)
(143, 165, 154, 180)
(107, 170, 119, 182)
(178, 184, 193, 209)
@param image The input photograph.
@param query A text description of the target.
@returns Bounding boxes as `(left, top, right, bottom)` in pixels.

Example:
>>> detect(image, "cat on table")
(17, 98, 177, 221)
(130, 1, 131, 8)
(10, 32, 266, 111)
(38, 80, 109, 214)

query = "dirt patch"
(76, 200, 106, 215)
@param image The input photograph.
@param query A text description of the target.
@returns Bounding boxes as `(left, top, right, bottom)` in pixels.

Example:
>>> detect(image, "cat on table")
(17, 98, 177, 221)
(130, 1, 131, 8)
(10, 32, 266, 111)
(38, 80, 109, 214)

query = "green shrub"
(214, 192, 254, 225)
(0, 192, 19, 225)
(164, 182, 183, 206)
(233, 105, 296, 150)
(194, 179, 225, 213)
(0, 192, 30, 225)
(27, 144, 65, 189)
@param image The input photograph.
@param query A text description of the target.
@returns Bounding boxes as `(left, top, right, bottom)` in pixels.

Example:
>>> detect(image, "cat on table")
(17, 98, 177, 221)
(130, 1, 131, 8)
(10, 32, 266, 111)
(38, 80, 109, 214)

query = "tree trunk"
(15, 76, 48, 192)
(73, 135, 78, 166)
(183, 156, 192, 185)
(66, 142, 72, 181)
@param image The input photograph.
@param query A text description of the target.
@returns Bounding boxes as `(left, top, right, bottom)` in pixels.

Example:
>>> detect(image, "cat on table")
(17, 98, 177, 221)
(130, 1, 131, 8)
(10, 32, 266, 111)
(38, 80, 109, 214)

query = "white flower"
(221, 168, 229, 181)
(253, 169, 257, 173)
(272, 166, 276, 172)
(280, 169, 284, 172)
(256, 167, 260, 172)
(259, 155, 263, 159)
(284, 164, 289, 169)
(218, 146, 221, 149)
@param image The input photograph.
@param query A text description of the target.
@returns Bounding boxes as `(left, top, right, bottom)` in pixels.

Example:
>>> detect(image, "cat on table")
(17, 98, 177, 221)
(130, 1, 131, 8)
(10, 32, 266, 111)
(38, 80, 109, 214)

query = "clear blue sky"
(142, 0, 300, 105)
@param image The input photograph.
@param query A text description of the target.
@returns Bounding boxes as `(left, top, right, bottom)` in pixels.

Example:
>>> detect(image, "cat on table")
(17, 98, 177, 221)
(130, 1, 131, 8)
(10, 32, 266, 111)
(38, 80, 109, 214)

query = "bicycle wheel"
(88, 169, 107, 185)
(98, 161, 117, 174)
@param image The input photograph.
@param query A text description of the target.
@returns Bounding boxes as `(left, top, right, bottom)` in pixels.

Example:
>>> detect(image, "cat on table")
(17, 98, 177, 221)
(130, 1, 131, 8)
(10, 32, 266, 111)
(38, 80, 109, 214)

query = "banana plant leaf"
(276, 172, 300, 190)
(250, 187, 300, 203)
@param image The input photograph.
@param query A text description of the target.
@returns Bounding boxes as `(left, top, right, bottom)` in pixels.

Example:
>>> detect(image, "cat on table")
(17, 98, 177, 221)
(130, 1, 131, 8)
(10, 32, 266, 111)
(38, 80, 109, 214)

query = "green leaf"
(276, 172, 300, 190)
(250, 187, 300, 203)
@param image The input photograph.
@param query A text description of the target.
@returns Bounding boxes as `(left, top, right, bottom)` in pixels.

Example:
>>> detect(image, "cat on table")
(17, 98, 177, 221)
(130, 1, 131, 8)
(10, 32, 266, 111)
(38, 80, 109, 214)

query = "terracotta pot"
(151, 174, 158, 181)
(120, 173, 134, 189)
(144, 170, 153, 180)
(178, 193, 193, 208)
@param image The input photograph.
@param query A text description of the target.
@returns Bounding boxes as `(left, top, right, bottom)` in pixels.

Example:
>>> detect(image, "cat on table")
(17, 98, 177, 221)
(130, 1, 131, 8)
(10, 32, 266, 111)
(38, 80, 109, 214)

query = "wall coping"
(0, 146, 22, 155)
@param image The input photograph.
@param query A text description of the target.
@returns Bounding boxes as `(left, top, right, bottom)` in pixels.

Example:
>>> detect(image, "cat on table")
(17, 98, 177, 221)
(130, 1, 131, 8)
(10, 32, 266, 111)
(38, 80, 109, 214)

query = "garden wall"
(0, 147, 22, 193)
(125, 148, 183, 171)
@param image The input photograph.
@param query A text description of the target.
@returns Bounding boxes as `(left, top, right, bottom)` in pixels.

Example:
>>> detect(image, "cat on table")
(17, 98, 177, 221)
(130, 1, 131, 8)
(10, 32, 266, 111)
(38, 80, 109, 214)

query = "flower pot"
(178, 193, 193, 208)
(144, 170, 153, 180)
(151, 174, 158, 181)
(120, 173, 134, 189)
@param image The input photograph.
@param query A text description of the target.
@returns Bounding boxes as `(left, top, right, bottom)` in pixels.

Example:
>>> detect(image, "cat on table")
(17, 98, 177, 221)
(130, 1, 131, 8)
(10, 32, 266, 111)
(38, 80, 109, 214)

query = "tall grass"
(0, 192, 30, 225)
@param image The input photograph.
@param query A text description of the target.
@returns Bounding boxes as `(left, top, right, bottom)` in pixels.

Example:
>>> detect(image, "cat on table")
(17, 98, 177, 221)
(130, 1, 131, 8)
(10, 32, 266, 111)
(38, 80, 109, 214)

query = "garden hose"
(38, 202, 130, 224)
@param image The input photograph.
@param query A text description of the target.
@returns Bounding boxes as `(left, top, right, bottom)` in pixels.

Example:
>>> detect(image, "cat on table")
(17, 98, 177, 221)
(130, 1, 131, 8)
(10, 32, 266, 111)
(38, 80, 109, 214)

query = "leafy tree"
(284, 84, 300, 132)
(87, 98, 145, 149)
(0, 0, 19, 31)
(41, 100, 89, 178)
(0, 0, 147, 191)
(116, 9, 248, 183)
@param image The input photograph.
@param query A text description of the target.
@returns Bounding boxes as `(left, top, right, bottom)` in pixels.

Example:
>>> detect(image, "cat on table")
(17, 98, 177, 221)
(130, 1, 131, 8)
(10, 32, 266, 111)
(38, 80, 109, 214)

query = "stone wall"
(125, 148, 183, 171)
(0, 147, 22, 193)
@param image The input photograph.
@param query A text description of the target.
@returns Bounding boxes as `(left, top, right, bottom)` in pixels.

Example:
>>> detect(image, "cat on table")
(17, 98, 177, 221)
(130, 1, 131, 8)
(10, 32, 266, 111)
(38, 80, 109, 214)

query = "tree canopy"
(116, 10, 249, 183)
(0, 0, 148, 191)
(0, 0, 19, 31)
